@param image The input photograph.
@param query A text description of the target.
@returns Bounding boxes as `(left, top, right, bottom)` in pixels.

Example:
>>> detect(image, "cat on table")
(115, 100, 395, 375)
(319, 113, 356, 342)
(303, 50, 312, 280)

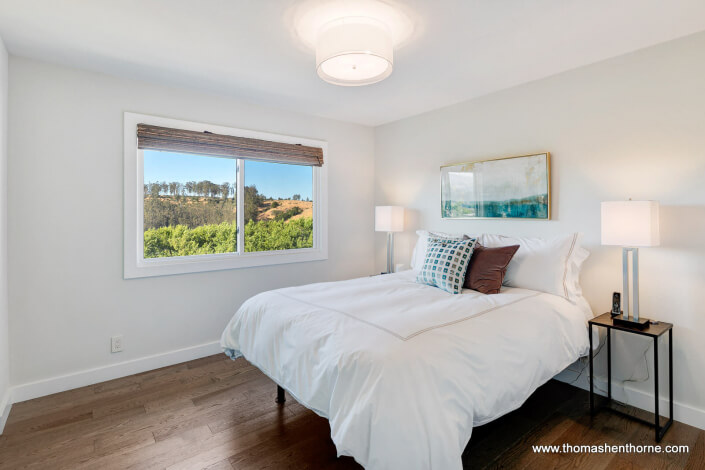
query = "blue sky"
(143, 150, 312, 200)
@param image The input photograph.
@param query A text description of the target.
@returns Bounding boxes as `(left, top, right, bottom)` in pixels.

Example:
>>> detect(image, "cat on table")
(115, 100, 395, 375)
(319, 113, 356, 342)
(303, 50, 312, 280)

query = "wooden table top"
(589, 312, 673, 337)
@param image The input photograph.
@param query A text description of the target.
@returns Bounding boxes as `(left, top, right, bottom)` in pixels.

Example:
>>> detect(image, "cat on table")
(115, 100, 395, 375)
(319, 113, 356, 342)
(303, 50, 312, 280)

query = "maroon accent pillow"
(464, 243, 520, 294)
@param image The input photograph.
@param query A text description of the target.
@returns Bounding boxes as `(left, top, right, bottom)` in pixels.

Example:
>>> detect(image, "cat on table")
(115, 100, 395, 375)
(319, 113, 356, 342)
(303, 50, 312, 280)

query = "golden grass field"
(259, 199, 313, 221)
(151, 196, 312, 222)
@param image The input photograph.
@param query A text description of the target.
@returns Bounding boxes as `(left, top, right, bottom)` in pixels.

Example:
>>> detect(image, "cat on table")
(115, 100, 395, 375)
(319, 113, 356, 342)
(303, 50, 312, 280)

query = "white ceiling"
(1, 0, 704, 126)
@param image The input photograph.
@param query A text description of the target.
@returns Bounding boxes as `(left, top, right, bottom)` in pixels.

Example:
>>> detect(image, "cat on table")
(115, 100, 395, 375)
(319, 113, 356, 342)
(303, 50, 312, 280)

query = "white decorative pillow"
(410, 230, 476, 271)
(416, 238, 478, 294)
(481, 233, 588, 301)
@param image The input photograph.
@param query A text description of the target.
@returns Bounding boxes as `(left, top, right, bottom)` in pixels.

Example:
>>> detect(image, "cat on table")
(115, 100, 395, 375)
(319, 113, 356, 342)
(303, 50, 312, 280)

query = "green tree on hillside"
(244, 185, 264, 223)
(273, 206, 303, 221)
(149, 182, 162, 197)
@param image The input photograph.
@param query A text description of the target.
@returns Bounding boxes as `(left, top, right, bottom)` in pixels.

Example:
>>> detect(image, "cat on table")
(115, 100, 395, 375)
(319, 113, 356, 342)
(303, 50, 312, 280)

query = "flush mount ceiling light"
(316, 17, 393, 86)
(292, 0, 414, 87)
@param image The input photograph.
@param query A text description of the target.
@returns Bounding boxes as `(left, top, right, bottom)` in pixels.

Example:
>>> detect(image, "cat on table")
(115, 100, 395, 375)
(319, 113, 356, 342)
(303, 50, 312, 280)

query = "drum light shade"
(375, 206, 404, 232)
(601, 200, 660, 247)
(316, 17, 393, 86)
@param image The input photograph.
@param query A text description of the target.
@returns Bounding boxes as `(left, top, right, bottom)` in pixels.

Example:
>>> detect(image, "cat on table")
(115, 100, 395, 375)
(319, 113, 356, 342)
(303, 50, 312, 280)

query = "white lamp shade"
(601, 200, 660, 247)
(375, 206, 404, 232)
(316, 17, 393, 86)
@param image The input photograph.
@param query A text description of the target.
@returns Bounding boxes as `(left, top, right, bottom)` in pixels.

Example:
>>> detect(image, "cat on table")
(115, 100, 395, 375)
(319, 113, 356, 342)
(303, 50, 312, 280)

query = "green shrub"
(143, 218, 313, 258)
(244, 217, 312, 252)
(274, 206, 303, 221)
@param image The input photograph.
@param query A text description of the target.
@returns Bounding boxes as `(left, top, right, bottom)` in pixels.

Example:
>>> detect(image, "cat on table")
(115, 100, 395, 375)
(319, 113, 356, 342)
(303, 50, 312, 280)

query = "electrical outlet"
(111, 335, 123, 353)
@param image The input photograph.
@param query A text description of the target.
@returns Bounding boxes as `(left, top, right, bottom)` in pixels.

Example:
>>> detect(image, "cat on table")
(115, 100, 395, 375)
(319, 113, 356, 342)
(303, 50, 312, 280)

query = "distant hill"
(259, 199, 312, 221)
(143, 194, 312, 230)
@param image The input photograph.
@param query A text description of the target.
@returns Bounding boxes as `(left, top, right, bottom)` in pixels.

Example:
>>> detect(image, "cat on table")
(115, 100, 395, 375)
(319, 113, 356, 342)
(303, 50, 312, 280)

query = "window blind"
(136, 124, 324, 167)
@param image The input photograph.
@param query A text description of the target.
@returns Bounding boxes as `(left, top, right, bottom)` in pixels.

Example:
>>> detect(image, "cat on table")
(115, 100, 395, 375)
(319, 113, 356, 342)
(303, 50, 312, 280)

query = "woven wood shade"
(137, 124, 324, 166)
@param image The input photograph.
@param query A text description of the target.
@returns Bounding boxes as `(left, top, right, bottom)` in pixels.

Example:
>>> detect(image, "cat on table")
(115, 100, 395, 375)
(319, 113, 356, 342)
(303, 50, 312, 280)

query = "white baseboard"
(555, 367, 705, 432)
(10, 341, 222, 405)
(0, 389, 11, 434)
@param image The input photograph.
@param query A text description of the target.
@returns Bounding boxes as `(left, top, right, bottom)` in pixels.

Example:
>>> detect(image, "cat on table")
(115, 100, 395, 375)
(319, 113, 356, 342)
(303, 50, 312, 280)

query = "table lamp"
(375, 206, 404, 274)
(601, 200, 660, 329)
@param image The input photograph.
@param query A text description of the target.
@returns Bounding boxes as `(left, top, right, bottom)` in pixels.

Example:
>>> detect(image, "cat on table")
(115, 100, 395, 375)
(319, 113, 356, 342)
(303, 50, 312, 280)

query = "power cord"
(570, 337, 605, 386)
(622, 341, 651, 385)
(574, 332, 651, 406)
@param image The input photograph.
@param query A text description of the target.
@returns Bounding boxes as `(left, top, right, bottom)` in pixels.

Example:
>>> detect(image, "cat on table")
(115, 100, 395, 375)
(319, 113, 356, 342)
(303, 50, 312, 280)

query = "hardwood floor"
(0, 355, 702, 469)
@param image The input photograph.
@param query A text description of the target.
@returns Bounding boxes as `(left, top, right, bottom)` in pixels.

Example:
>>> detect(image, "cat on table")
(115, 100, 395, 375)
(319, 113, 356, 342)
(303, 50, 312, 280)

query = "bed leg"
(276, 385, 286, 404)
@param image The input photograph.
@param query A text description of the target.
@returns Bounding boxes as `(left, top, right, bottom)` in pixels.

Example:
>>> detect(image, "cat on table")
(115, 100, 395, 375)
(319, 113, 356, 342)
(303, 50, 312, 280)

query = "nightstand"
(588, 312, 673, 441)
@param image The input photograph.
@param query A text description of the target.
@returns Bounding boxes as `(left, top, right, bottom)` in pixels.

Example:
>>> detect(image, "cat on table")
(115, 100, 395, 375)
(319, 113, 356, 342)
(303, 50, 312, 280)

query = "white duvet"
(221, 271, 591, 469)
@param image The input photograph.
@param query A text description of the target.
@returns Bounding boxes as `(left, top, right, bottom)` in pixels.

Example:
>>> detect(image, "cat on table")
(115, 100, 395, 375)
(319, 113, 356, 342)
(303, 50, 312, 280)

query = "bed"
(220, 267, 592, 469)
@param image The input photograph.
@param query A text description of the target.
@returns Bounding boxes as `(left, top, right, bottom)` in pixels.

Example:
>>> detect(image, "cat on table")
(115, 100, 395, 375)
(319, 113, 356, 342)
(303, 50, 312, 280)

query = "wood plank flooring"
(0, 354, 702, 469)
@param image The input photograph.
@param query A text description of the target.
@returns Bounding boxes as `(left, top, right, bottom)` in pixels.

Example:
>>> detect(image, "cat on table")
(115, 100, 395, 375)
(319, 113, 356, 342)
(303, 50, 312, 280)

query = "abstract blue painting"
(441, 153, 550, 219)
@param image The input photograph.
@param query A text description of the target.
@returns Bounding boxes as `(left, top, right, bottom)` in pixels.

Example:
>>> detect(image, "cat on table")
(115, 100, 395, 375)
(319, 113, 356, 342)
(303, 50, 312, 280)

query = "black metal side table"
(588, 312, 673, 442)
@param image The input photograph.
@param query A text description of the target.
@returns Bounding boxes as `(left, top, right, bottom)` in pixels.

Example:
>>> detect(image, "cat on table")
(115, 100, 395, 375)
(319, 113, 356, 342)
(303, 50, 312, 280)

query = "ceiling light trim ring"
(317, 50, 394, 65)
(317, 51, 393, 86)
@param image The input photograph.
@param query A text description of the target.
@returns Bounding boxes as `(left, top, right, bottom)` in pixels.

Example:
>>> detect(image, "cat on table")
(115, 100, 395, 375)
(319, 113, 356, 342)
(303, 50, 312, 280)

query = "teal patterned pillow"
(416, 237, 477, 294)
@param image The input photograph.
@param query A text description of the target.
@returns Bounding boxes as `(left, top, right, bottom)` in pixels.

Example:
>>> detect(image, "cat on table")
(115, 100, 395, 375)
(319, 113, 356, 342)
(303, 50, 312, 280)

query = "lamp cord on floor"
(571, 333, 651, 406)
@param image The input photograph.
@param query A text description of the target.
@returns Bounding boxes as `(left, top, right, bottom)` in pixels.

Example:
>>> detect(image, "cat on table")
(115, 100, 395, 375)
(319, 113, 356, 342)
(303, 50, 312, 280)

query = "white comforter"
(220, 271, 591, 469)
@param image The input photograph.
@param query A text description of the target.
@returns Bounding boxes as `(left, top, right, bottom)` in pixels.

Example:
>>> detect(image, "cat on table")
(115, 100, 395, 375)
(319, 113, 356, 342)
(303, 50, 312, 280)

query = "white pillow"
(481, 233, 589, 302)
(410, 230, 474, 271)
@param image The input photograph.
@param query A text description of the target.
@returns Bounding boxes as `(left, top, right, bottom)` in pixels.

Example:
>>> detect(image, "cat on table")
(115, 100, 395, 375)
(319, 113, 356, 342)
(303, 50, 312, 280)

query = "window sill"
(124, 247, 328, 279)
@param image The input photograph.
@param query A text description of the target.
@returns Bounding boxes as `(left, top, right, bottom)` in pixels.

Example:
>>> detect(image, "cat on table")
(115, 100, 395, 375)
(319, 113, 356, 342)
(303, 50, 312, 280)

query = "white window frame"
(124, 112, 328, 279)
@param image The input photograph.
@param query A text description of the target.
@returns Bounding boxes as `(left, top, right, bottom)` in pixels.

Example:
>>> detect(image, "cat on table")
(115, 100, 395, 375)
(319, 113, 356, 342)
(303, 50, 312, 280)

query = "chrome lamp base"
(385, 232, 395, 274)
(616, 247, 649, 330)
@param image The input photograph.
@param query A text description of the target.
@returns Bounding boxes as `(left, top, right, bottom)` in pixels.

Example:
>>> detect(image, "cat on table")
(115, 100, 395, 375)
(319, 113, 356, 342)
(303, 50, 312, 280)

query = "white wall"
(375, 32, 705, 428)
(7, 57, 375, 394)
(0, 36, 10, 429)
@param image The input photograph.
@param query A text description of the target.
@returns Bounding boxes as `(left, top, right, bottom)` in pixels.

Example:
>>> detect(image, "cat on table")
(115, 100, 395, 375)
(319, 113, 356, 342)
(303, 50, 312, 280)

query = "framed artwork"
(441, 152, 551, 219)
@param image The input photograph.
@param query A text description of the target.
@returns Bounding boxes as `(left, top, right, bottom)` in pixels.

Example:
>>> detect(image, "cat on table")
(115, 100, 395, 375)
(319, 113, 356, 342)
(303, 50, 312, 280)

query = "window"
(243, 160, 314, 253)
(124, 113, 328, 278)
(143, 151, 238, 258)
